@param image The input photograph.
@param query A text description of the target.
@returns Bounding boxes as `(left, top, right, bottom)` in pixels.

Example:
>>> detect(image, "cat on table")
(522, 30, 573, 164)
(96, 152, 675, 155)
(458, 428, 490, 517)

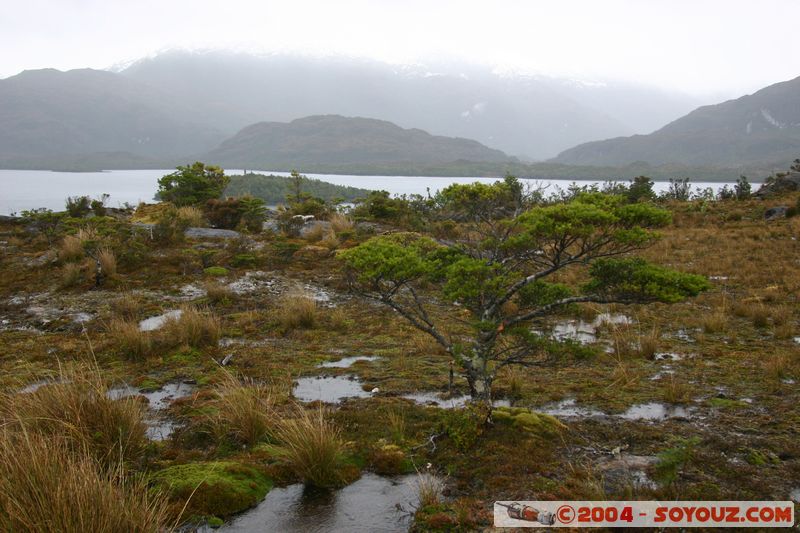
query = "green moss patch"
(492, 407, 566, 439)
(152, 461, 271, 519)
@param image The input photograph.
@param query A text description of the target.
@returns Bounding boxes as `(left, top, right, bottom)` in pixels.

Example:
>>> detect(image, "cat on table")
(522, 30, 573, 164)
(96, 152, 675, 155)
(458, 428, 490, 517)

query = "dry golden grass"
(750, 305, 770, 329)
(327, 307, 349, 331)
(98, 248, 117, 279)
(329, 213, 354, 233)
(302, 223, 326, 243)
(59, 235, 84, 262)
(320, 231, 341, 251)
(662, 375, 692, 404)
(164, 306, 221, 348)
(278, 292, 317, 330)
(204, 281, 234, 305)
(763, 354, 792, 381)
(176, 206, 205, 227)
(211, 372, 275, 446)
(0, 367, 148, 467)
(700, 311, 727, 334)
(112, 293, 141, 320)
(386, 409, 406, 443)
(107, 318, 152, 359)
(0, 430, 171, 533)
(268, 407, 345, 488)
(416, 471, 445, 507)
(60, 262, 84, 288)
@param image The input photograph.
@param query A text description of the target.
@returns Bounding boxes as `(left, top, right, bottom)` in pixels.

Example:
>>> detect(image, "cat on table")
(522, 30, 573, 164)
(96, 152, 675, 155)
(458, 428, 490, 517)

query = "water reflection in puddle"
(215, 473, 418, 533)
(138, 310, 182, 331)
(107, 382, 195, 441)
(401, 392, 510, 409)
(293, 376, 373, 403)
(318, 356, 379, 368)
(620, 402, 690, 421)
(537, 398, 605, 418)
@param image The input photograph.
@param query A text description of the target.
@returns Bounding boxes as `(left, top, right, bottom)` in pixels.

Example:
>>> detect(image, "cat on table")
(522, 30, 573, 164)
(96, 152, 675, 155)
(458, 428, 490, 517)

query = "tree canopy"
(157, 162, 229, 207)
(339, 178, 710, 408)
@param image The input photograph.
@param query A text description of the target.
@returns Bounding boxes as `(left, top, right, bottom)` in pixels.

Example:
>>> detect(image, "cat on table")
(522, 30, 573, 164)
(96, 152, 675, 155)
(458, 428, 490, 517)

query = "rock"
(185, 227, 241, 239)
(262, 220, 280, 232)
(764, 206, 789, 220)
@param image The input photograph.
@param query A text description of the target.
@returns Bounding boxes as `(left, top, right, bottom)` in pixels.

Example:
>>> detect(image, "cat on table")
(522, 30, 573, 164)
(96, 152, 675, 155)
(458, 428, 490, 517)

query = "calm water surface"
(0, 168, 753, 215)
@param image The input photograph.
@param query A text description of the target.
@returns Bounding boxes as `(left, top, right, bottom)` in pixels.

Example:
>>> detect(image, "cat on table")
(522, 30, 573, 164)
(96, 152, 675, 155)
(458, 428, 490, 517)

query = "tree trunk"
(465, 344, 494, 411)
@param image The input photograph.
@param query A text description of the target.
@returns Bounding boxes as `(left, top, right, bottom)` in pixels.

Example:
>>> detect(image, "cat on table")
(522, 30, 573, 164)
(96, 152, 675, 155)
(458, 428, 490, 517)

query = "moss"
(708, 397, 748, 409)
(204, 266, 229, 277)
(491, 407, 566, 439)
(745, 449, 780, 466)
(151, 461, 271, 519)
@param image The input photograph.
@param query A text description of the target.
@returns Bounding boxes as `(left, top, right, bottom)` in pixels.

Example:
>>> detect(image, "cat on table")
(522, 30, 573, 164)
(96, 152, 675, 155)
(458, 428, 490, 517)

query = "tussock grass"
(302, 223, 326, 242)
(98, 248, 117, 279)
(212, 372, 275, 446)
(59, 262, 84, 288)
(329, 213, 354, 233)
(176, 206, 205, 227)
(164, 306, 221, 348)
(0, 367, 148, 467)
(386, 409, 406, 443)
(108, 318, 152, 359)
(416, 471, 445, 508)
(204, 281, 234, 305)
(59, 235, 84, 262)
(268, 407, 344, 488)
(662, 375, 692, 404)
(320, 231, 340, 251)
(278, 292, 317, 330)
(700, 311, 727, 334)
(112, 293, 141, 320)
(0, 430, 171, 533)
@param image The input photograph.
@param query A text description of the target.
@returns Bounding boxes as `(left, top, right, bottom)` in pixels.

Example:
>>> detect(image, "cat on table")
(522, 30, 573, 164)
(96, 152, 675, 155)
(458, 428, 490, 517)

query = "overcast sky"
(3, 0, 799, 97)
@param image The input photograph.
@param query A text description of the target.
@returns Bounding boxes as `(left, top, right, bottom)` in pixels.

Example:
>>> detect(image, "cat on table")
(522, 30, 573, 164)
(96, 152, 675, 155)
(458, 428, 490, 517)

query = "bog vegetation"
(1, 162, 798, 530)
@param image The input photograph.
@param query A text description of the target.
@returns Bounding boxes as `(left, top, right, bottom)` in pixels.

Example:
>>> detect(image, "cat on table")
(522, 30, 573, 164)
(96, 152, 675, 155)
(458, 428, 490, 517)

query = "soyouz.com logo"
(494, 501, 795, 528)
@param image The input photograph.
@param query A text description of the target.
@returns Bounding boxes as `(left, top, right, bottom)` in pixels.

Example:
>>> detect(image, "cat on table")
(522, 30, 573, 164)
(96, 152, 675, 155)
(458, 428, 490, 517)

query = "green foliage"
(339, 233, 440, 286)
(442, 258, 512, 310)
(351, 190, 424, 227)
(151, 461, 271, 519)
(491, 407, 566, 439)
(152, 206, 190, 244)
(654, 437, 700, 486)
(627, 176, 656, 203)
(205, 198, 243, 229)
(442, 405, 488, 451)
(20, 208, 65, 245)
(734, 175, 751, 200)
(65, 196, 91, 218)
(157, 162, 229, 207)
(586, 258, 711, 303)
(225, 173, 369, 204)
(435, 175, 524, 220)
(204, 266, 229, 276)
(238, 195, 267, 232)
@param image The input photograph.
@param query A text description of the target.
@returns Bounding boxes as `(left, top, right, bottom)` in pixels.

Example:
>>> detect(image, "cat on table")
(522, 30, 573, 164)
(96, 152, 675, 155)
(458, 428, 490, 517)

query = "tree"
(339, 180, 709, 411)
(627, 175, 656, 203)
(157, 162, 229, 207)
(734, 176, 751, 200)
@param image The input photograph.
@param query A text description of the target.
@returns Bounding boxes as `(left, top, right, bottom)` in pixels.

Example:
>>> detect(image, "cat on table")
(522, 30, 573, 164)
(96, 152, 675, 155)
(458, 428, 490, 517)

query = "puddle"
(671, 328, 696, 343)
(318, 356, 379, 368)
(402, 392, 510, 409)
(138, 310, 182, 331)
(537, 398, 605, 418)
(293, 376, 373, 403)
(551, 320, 597, 344)
(218, 337, 275, 348)
(107, 382, 195, 441)
(18, 379, 62, 393)
(791, 487, 800, 503)
(649, 368, 676, 381)
(794, 337, 800, 345)
(593, 313, 632, 327)
(213, 473, 418, 532)
(71, 312, 93, 324)
(620, 402, 690, 421)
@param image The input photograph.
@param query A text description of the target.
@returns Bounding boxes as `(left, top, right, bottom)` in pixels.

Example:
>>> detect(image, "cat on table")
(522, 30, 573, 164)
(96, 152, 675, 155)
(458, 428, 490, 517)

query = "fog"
(3, 0, 800, 97)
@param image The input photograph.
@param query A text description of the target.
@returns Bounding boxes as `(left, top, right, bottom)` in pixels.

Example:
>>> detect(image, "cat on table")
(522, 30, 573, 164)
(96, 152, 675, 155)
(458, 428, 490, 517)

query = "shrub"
(205, 198, 243, 229)
(1, 368, 148, 467)
(238, 195, 267, 233)
(329, 212, 354, 233)
(0, 431, 170, 532)
(153, 206, 190, 244)
(65, 196, 91, 218)
(157, 162, 229, 207)
(278, 292, 317, 330)
(268, 407, 345, 488)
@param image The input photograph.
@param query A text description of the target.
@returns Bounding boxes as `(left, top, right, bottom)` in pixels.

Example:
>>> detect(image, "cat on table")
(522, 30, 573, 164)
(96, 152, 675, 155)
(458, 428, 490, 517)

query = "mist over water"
(0, 169, 756, 215)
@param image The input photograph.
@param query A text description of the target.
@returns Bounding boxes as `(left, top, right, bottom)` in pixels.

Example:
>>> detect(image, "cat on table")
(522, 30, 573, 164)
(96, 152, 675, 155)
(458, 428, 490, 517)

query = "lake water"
(0, 168, 753, 215)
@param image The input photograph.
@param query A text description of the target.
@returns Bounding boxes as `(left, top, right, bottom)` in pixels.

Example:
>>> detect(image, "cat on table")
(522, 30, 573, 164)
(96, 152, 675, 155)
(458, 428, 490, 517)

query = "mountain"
(553, 75, 800, 169)
(202, 115, 513, 171)
(0, 68, 223, 168)
(120, 50, 699, 160)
